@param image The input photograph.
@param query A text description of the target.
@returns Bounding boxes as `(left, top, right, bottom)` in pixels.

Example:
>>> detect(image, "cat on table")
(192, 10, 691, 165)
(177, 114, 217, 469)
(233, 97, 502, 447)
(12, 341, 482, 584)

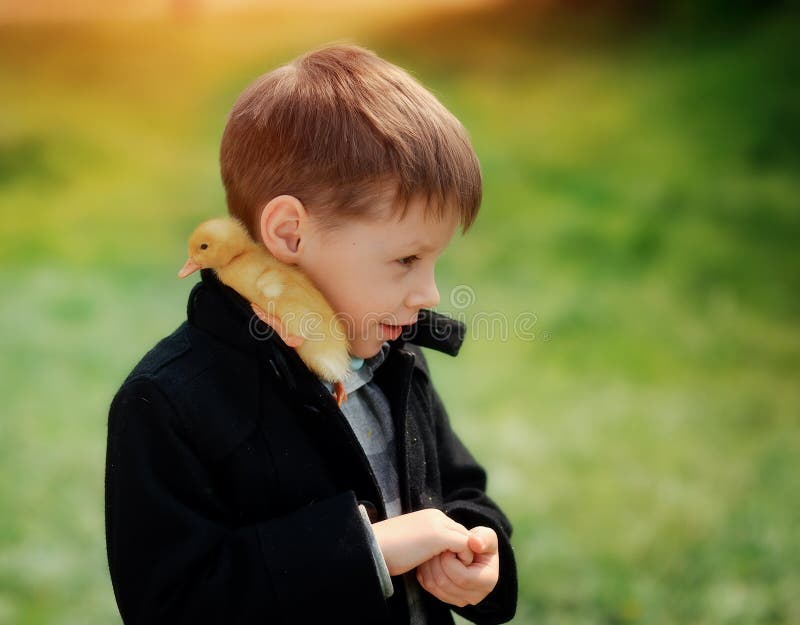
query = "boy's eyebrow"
(400, 239, 437, 253)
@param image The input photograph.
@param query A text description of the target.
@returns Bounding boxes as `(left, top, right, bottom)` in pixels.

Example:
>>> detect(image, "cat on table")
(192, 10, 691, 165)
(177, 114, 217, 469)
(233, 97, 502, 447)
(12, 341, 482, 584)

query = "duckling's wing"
(255, 269, 286, 299)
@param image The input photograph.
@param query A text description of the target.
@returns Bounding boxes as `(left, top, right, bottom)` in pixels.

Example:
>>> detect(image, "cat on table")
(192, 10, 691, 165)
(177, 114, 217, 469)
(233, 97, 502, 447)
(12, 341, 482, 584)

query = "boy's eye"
(398, 255, 420, 267)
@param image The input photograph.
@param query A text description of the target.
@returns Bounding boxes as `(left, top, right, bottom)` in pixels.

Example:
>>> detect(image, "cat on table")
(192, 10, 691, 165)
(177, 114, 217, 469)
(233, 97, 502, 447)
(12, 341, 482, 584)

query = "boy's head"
(219, 44, 482, 357)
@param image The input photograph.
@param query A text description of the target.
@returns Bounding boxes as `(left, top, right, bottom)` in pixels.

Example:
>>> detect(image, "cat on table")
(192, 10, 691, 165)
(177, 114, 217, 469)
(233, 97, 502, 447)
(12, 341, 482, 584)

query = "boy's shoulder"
(112, 318, 266, 462)
(120, 274, 266, 396)
(120, 321, 240, 395)
(122, 322, 192, 385)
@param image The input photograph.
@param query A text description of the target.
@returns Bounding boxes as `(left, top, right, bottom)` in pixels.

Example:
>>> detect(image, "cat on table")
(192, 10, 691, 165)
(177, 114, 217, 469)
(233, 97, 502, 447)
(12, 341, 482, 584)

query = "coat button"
(358, 500, 379, 523)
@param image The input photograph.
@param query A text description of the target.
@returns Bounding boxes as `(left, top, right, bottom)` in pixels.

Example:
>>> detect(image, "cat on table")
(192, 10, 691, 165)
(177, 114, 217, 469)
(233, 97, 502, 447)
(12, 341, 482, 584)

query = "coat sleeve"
(427, 377, 518, 625)
(105, 376, 389, 625)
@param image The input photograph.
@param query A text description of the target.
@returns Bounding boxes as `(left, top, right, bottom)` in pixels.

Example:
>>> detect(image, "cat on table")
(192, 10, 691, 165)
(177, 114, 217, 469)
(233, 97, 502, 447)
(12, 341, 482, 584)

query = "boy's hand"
(416, 526, 500, 608)
(371, 509, 474, 576)
(250, 303, 305, 347)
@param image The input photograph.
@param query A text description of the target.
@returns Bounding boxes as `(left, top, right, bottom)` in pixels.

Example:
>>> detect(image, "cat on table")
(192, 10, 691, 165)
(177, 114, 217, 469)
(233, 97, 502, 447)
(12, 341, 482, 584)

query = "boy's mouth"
(378, 323, 404, 341)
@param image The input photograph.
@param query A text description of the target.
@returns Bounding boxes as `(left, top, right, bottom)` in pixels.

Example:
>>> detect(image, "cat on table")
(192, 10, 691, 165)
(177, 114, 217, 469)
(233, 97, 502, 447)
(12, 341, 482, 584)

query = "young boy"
(105, 44, 517, 625)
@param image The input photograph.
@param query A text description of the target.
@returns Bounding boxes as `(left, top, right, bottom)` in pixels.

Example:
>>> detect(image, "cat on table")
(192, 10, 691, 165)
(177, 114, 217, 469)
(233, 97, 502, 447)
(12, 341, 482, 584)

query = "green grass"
(1, 4, 798, 624)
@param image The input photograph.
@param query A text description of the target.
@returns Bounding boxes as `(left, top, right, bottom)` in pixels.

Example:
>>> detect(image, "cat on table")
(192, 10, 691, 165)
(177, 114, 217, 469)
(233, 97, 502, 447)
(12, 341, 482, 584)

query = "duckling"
(178, 217, 351, 405)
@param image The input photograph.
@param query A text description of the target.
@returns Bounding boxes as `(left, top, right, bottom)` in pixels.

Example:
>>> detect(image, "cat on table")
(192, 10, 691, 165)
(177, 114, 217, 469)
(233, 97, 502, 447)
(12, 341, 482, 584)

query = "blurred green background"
(1, 1, 798, 623)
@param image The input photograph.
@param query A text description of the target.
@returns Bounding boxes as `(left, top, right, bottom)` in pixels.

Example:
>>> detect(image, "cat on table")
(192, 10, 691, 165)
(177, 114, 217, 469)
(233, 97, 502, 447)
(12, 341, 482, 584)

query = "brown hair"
(219, 44, 481, 236)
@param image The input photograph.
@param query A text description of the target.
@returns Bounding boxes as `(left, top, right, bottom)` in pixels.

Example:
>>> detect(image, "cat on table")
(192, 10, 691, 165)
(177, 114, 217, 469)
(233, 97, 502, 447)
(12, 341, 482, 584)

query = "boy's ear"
(258, 195, 307, 263)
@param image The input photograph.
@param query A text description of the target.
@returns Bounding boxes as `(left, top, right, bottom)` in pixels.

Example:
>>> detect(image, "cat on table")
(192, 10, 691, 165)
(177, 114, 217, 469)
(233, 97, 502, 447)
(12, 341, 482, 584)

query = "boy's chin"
(349, 338, 386, 360)
(349, 345, 381, 359)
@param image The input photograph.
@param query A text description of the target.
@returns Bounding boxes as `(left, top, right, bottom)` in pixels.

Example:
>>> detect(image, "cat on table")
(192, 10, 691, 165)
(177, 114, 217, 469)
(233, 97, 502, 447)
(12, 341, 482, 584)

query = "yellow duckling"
(178, 217, 350, 405)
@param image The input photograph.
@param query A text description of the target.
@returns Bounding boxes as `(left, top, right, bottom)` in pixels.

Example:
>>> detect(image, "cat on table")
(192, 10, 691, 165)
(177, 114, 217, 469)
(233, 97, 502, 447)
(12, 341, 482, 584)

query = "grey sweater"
(322, 343, 427, 624)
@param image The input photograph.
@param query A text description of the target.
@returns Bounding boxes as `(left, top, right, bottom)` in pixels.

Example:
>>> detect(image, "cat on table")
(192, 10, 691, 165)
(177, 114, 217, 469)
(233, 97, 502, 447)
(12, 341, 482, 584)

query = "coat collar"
(396, 308, 466, 357)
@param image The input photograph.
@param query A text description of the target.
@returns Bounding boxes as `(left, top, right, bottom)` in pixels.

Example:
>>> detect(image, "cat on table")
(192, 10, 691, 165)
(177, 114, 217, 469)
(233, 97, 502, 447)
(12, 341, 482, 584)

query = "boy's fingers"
(250, 304, 305, 347)
(424, 555, 468, 607)
(441, 550, 475, 588)
(468, 526, 498, 554)
(455, 546, 474, 566)
(440, 554, 496, 603)
(282, 335, 305, 347)
(250, 303, 267, 321)
(442, 529, 470, 557)
(442, 549, 500, 600)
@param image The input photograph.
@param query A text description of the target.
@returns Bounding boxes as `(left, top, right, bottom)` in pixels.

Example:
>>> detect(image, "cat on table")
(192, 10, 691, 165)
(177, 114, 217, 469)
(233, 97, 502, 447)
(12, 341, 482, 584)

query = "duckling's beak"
(178, 258, 202, 278)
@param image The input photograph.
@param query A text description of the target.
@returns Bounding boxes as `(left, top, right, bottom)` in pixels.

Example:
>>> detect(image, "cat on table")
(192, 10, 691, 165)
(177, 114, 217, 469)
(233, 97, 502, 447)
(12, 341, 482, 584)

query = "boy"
(105, 44, 517, 624)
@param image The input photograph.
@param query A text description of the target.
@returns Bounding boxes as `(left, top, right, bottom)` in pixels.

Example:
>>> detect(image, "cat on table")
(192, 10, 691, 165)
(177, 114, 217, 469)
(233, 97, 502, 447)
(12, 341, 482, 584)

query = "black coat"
(105, 269, 517, 625)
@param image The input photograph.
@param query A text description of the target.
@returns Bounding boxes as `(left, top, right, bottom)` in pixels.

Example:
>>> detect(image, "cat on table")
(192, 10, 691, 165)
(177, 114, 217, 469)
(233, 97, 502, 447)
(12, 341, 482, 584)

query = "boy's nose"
(406, 273, 440, 310)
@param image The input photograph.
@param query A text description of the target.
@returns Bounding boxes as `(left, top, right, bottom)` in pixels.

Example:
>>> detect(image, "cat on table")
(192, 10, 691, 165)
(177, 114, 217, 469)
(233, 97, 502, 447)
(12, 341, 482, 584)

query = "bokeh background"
(1, 1, 798, 623)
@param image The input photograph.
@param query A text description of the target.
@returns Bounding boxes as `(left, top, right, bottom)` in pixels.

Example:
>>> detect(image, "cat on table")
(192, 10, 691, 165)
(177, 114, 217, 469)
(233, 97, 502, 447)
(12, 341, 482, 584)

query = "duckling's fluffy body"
(181, 218, 350, 383)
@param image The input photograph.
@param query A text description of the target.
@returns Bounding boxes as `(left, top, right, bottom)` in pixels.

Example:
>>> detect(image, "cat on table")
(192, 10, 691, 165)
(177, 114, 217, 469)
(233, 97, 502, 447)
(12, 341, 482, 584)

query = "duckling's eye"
(200, 243, 208, 250)
(398, 255, 420, 267)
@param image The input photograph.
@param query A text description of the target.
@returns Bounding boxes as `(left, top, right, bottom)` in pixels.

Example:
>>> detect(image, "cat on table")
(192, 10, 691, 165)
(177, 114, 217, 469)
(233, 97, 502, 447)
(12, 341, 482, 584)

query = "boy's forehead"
(380, 212, 458, 253)
(394, 192, 460, 224)
(315, 188, 459, 250)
